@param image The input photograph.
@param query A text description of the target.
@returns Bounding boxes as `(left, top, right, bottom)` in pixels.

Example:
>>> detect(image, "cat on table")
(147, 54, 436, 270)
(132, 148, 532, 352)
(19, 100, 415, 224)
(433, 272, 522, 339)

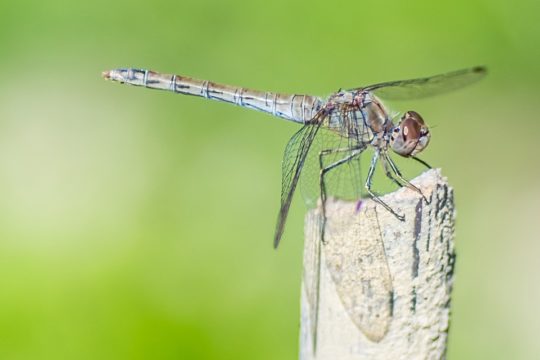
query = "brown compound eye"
(390, 111, 430, 157)
(401, 111, 423, 141)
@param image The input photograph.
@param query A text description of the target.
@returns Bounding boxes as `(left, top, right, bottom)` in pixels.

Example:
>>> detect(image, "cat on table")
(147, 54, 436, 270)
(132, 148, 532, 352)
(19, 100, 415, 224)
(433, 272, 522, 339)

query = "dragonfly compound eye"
(390, 111, 430, 156)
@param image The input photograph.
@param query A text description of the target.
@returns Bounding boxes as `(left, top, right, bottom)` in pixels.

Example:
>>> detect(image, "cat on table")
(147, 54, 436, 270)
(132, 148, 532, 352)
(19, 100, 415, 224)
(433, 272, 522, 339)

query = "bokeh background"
(1, 0, 539, 359)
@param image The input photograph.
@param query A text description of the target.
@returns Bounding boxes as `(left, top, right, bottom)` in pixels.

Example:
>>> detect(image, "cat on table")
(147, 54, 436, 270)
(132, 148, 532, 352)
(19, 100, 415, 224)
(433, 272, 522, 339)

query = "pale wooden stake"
(299, 169, 456, 360)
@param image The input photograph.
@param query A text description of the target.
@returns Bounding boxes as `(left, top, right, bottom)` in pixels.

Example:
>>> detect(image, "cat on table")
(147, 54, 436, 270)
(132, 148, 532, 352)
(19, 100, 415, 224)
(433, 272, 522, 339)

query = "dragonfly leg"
(384, 153, 430, 204)
(411, 156, 432, 169)
(318, 147, 364, 243)
(380, 155, 404, 189)
(365, 152, 405, 221)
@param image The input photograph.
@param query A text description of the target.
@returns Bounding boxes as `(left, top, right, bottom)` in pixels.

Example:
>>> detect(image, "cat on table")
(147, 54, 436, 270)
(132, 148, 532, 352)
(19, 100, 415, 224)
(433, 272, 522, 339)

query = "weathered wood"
(299, 169, 456, 360)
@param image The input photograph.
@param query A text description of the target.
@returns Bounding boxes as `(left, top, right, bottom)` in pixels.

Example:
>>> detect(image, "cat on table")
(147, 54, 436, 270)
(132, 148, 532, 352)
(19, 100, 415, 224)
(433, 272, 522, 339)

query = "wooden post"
(299, 169, 456, 360)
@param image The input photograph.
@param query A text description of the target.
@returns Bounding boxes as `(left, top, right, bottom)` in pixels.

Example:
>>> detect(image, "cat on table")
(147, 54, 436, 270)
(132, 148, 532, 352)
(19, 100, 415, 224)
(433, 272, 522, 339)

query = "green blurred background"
(1, 0, 539, 358)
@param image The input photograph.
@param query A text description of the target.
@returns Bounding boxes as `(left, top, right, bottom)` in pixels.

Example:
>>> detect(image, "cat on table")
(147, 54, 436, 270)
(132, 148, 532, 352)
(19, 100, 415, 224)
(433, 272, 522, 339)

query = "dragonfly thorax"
(389, 111, 430, 157)
(324, 91, 393, 144)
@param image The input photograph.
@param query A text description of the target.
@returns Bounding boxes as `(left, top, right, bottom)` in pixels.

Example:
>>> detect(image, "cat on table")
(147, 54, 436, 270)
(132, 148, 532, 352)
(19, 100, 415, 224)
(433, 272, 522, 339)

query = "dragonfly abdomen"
(103, 68, 323, 124)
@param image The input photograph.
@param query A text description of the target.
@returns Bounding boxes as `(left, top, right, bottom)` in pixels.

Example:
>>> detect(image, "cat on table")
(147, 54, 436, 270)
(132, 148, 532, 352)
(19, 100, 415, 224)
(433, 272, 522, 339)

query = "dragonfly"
(102, 66, 486, 248)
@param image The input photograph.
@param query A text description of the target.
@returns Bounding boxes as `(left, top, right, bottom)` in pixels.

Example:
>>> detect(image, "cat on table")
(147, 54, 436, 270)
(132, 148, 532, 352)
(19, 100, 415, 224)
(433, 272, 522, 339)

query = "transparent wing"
(274, 114, 324, 248)
(324, 205, 393, 341)
(353, 66, 487, 100)
(299, 127, 365, 209)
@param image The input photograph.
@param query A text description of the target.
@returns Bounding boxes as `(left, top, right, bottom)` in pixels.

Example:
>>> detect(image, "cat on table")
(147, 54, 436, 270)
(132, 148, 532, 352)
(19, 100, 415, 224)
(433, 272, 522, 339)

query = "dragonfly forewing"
(359, 66, 487, 100)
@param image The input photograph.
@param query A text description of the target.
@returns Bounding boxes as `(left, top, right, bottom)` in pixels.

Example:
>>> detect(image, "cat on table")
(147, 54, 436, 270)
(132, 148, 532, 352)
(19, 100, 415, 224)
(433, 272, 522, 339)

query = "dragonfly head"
(389, 111, 430, 157)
